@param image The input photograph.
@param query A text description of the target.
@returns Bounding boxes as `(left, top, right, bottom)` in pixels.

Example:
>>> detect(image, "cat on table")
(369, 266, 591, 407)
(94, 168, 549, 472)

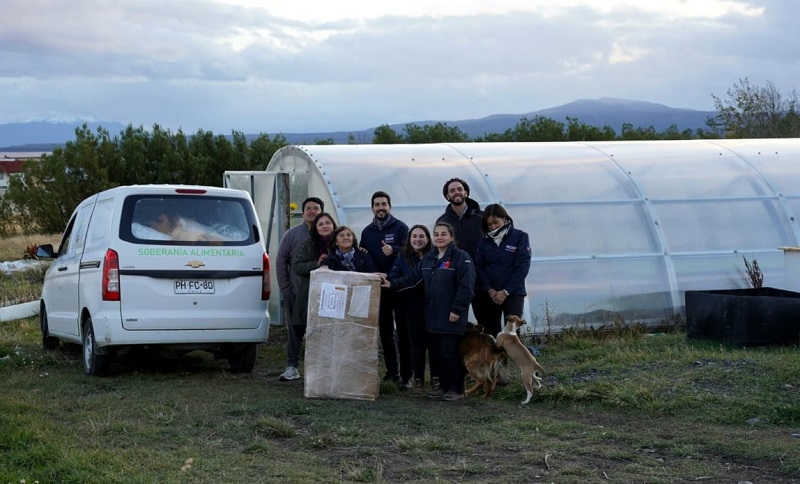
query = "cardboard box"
(304, 268, 382, 400)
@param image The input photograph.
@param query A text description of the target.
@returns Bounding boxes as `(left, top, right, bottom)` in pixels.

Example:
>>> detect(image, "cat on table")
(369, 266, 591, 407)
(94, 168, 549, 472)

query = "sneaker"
(440, 391, 465, 401)
(279, 366, 300, 381)
(426, 388, 444, 400)
(430, 376, 440, 391)
(412, 378, 424, 395)
(399, 380, 413, 391)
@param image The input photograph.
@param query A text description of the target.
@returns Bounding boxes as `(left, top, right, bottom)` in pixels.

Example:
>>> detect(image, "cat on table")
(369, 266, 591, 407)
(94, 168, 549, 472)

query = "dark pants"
(473, 292, 525, 338)
(407, 313, 436, 382)
(430, 333, 464, 394)
(378, 289, 400, 379)
(395, 302, 413, 382)
(283, 291, 305, 368)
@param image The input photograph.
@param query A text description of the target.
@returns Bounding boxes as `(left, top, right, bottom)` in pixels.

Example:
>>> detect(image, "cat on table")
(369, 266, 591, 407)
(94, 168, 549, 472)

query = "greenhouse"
(224, 138, 800, 333)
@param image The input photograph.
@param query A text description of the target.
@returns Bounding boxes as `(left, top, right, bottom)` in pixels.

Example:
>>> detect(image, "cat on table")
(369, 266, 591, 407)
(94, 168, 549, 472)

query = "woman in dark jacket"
(292, 213, 337, 329)
(383, 221, 476, 401)
(474, 203, 532, 337)
(320, 225, 378, 273)
(388, 224, 435, 393)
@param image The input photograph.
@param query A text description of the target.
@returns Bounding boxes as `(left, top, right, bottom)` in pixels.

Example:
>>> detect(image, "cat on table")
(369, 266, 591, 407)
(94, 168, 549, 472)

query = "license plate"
(174, 280, 215, 294)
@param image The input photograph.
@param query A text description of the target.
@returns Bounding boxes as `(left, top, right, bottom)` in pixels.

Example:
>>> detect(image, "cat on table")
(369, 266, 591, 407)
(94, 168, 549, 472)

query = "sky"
(1, 0, 798, 134)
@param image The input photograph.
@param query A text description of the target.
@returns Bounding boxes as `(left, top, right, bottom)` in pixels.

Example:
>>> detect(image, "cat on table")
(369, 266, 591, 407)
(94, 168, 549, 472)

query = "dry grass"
(0, 233, 61, 262)
(0, 233, 61, 306)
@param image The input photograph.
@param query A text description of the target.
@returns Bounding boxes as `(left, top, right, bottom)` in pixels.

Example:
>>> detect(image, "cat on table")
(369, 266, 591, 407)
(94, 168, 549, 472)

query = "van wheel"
(82, 317, 111, 376)
(228, 344, 258, 373)
(40, 305, 60, 351)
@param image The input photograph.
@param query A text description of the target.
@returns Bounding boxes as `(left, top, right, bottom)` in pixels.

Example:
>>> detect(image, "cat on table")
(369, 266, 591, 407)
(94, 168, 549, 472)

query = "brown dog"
(495, 316, 545, 405)
(458, 323, 505, 398)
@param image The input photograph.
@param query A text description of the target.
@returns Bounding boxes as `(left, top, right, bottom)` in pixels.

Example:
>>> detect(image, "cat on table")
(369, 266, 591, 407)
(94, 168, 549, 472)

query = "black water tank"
(685, 287, 800, 346)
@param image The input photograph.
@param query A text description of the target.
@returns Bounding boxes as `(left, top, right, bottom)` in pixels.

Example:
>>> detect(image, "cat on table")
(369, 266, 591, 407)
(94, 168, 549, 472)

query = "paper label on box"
(318, 282, 348, 319)
(348, 285, 372, 318)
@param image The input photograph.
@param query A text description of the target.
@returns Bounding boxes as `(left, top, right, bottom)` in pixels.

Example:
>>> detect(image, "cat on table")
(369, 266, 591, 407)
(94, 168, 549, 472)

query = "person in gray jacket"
(276, 197, 324, 381)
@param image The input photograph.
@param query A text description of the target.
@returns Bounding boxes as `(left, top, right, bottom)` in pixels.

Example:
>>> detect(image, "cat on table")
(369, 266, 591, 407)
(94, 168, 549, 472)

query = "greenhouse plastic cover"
(250, 138, 800, 333)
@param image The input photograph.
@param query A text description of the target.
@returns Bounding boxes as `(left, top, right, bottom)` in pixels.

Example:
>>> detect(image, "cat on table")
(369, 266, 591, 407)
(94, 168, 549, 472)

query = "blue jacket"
(474, 225, 531, 295)
(390, 243, 476, 335)
(360, 215, 409, 273)
(436, 197, 484, 259)
(321, 249, 378, 273)
(388, 252, 426, 320)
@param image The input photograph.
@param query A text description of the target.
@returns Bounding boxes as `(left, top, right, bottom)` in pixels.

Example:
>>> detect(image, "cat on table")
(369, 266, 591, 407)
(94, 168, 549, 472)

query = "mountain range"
(0, 98, 716, 151)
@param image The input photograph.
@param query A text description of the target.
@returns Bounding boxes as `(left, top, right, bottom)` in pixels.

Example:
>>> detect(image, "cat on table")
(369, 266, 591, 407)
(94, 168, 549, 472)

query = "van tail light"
(103, 249, 121, 301)
(261, 252, 271, 301)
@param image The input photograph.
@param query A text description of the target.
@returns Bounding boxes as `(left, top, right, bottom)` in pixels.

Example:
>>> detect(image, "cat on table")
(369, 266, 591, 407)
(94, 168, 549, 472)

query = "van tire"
(82, 317, 111, 376)
(228, 343, 258, 373)
(40, 305, 60, 351)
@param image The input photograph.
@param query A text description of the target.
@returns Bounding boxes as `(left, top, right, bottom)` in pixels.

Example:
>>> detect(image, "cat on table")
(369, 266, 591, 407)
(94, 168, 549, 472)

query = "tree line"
(1, 78, 798, 236)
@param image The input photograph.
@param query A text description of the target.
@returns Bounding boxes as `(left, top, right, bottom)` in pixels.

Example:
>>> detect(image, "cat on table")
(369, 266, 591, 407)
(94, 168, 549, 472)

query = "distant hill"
(0, 121, 127, 151)
(268, 98, 716, 144)
(0, 99, 716, 150)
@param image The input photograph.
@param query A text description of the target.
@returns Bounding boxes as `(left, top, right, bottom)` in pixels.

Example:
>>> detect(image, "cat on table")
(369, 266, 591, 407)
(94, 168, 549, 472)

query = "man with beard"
(436, 178, 491, 333)
(437, 178, 484, 260)
(360, 191, 410, 387)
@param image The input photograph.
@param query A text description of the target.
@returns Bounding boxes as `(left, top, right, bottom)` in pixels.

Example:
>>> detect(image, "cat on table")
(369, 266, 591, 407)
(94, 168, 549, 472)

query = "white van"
(37, 185, 271, 376)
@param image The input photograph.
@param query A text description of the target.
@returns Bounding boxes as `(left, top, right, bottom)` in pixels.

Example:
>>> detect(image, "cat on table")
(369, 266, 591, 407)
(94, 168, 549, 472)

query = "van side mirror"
(36, 244, 56, 259)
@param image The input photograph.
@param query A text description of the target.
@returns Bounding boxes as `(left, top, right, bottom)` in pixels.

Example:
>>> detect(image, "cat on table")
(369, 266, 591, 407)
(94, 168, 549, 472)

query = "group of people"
(274, 178, 532, 402)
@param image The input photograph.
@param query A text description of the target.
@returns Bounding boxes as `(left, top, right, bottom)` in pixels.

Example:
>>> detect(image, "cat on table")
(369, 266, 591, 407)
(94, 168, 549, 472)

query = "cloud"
(0, 0, 796, 133)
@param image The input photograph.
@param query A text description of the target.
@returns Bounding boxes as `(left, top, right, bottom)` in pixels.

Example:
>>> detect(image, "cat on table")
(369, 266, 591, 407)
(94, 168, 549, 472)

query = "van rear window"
(120, 195, 257, 246)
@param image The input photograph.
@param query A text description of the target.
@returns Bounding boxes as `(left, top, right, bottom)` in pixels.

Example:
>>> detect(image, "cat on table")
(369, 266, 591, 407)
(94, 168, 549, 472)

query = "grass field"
(1, 235, 799, 483)
(1, 318, 799, 483)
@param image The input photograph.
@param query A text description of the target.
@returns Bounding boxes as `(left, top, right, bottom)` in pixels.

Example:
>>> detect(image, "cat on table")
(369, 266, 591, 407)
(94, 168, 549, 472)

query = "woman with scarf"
(320, 226, 378, 273)
(474, 204, 532, 338)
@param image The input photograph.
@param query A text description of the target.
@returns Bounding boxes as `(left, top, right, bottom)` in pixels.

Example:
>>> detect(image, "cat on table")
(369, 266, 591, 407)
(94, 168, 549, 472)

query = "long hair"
(310, 212, 337, 255)
(482, 203, 513, 233)
(401, 224, 432, 261)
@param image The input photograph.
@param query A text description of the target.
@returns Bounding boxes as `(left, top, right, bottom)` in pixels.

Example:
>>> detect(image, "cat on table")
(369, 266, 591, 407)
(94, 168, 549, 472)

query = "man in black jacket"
(436, 178, 483, 260)
(436, 178, 489, 330)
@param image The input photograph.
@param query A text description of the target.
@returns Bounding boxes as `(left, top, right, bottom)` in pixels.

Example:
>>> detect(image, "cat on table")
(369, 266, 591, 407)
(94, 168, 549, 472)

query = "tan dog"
(458, 323, 505, 398)
(495, 316, 544, 405)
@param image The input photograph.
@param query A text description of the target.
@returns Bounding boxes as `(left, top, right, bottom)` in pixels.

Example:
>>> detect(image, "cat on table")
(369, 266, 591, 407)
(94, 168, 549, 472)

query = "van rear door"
(115, 192, 267, 331)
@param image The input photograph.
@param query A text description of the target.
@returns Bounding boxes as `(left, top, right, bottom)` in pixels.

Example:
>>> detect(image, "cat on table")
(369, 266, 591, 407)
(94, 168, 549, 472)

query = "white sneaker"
(279, 366, 300, 381)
